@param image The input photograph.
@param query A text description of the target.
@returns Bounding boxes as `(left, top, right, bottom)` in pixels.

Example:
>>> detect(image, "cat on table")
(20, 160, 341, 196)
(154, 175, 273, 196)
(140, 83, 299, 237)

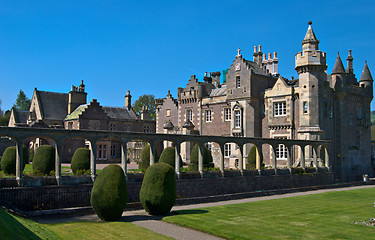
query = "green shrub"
(29, 147, 34, 162)
(32, 145, 55, 175)
(91, 164, 128, 221)
(71, 148, 90, 175)
(1, 146, 28, 175)
(138, 144, 158, 172)
(189, 143, 213, 171)
(140, 163, 176, 215)
(159, 147, 183, 169)
(247, 146, 257, 169)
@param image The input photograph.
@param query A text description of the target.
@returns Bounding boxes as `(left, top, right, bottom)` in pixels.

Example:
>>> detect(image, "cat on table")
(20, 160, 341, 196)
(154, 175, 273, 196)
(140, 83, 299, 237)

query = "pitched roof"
(12, 109, 29, 124)
(102, 106, 138, 120)
(302, 21, 319, 44)
(360, 61, 373, 81)
(64, 104, 88, 120)
(36, 90, 69, 120)
(332, 52, 346, 74)
(209, 87, 226, 97)
(244, 60, 269, 76)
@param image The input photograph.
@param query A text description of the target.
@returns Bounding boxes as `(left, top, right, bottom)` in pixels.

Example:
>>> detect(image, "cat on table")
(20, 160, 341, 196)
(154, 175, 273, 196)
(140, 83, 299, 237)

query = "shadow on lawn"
(121, 209, 208, 222)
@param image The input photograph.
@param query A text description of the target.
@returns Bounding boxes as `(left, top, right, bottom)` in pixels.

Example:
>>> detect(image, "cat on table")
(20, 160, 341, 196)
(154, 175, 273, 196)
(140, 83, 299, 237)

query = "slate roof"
(360, 61, 373, 81)
(13, 109, 29, 124)
(244, 60, 269, 76)
(36, 90, 69, 120)
(209, 87, 226, 97)
(332, 53, 346, 74)
(64, 104, 88, 120)
(302, 22, 319, 44)
(102, 107, 138, 120)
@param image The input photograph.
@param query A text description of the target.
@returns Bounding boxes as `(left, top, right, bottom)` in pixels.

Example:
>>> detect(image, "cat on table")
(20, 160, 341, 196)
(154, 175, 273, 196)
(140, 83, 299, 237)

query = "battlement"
(295, 50, 326, 69)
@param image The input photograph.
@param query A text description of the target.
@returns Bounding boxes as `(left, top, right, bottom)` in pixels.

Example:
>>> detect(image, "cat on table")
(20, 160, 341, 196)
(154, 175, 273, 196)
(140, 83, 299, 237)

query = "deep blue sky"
(1, 0, 374, 111)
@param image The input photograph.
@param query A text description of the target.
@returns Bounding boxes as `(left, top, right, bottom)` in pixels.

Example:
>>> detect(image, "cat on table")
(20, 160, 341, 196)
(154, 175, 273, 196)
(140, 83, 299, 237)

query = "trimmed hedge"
(159, 147, 183, 169)
(138, 144, 158, 172)
(140, 163, 176, 215)
(71, 148, 90, 175)
(32, 145, 55, 175)
(91, 164, 128, 221)
(247, 145, 257, 169)
(0, 146, 28, 175)
(189, 143, 213, 171)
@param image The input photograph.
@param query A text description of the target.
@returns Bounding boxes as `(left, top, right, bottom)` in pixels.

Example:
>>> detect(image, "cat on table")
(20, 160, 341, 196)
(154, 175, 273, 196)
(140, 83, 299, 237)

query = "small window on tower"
(236, 76, 241, 88)
(303, 102, 308, 114)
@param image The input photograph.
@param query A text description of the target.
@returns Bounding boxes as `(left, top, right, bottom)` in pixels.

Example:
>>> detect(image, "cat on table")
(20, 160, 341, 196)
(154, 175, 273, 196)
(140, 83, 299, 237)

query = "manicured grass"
(0, 209, 172, 240)
(163, 188, 375, 240)
(44, 221, 172, 240)
(0, 209, 58, 240)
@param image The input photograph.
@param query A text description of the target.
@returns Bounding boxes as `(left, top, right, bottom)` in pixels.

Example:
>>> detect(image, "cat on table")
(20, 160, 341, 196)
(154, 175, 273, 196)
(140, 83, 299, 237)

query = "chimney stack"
(125, 90, 132, 110)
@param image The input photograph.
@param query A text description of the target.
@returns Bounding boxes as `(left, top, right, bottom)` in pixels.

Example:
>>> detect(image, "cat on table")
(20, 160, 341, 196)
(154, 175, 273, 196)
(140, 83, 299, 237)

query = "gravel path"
(37, 184, 375, 240)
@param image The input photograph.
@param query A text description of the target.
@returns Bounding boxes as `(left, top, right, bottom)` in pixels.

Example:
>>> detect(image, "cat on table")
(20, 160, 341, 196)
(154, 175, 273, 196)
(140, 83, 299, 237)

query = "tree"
(13, 90, 31, 111)
(132, 95, 156, 120)
(0, 98, 3, 116)
(0, 110, 11, 126)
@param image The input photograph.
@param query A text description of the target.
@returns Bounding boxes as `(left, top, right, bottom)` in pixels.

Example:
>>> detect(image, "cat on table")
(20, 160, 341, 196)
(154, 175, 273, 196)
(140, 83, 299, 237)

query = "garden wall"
(0, 171, 334, 212)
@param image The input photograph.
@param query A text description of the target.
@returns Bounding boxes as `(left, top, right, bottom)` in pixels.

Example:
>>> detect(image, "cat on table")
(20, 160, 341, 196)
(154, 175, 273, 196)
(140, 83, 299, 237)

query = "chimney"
(141, 106, 149, 120)
(68, 81, 87, 114)
(253, 45, 258, 62)
(272, 52, 279, 75)
(125, 90, 132, 110)
(346, 49, 354, 73)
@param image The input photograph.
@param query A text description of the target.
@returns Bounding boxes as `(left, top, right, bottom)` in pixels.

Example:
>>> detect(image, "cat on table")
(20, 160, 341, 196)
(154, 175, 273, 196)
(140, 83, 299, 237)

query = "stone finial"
(167, 90, 172, 97)
(237, 48, 241, 56)
(308, 21, 312, 25)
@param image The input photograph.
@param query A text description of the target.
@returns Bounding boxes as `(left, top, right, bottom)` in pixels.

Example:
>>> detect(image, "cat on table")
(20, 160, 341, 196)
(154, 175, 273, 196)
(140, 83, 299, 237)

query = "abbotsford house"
(8, 81, 155, 163)
(155, 21, 374, 181)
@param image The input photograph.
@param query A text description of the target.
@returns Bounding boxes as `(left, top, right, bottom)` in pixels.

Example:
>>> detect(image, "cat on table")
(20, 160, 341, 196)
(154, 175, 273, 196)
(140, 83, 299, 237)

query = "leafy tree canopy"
(13, 90, 31, 111)
(0, 110, 11, 126)
(132, 94, 156, 120)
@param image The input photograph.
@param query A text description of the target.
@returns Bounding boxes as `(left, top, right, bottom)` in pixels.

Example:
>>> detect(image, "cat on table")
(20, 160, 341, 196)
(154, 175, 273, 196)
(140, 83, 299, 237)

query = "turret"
(68, 80, 87, 114)
(359, 61, 373, 93)
(295, 21, 327, 133)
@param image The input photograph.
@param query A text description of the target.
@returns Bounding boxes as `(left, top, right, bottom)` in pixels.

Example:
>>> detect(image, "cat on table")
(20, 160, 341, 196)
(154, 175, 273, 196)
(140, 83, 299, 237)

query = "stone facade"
(156, 22, 374, 181)
(9, 81, 155, 163)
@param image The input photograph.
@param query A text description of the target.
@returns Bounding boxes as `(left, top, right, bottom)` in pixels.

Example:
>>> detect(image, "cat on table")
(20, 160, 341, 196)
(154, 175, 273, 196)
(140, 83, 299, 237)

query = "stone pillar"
(149, 142, 156, 166)
(90, 140, 97, 182)
(121, 139, 128, 179)
(15, 139, 24, 186)
(325, 147, 330, 169)
(175, 143, 181, 177)
(238, 144, 243, 172)
(286, 145, 292, 173)
(312, 146, 318, 169)
(300, 145, 305, 169)
(54, 140, 62, 185)
(255, 144, 263, 170)
(218, 143, 225, 177)
(271, 145, 277, 170)
(198, 143, 204, 177)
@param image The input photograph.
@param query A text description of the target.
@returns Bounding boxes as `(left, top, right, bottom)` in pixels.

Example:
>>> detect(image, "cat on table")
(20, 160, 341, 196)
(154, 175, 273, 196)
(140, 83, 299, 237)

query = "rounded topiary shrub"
(1, 146, 28, 175)
(189, 143, 213, 171)
(138, 144, 158, 172)
(91, 164, 128, 221)
(140, 163, 176, 215)
(29, 147, 34, 162)
(159, 147, 183, 169)
(32, 145, 55, 175)
(71, 148, 90, 175)
(247, 146, 262, 169)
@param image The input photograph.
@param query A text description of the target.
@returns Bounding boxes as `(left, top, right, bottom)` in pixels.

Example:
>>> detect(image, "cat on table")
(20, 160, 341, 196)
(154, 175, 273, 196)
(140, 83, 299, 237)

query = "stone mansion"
(156, 22, 373, 181)
(8, 81, 155, 163)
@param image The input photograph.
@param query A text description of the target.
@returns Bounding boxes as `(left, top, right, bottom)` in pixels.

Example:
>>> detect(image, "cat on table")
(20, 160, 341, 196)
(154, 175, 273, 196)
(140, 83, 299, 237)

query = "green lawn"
(163, 188, 375, 240)
(0, 209, 172, 240)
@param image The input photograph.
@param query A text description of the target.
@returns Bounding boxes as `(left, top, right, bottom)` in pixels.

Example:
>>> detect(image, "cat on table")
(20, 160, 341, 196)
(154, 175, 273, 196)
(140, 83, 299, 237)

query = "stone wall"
(0, 172, 334, 212)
